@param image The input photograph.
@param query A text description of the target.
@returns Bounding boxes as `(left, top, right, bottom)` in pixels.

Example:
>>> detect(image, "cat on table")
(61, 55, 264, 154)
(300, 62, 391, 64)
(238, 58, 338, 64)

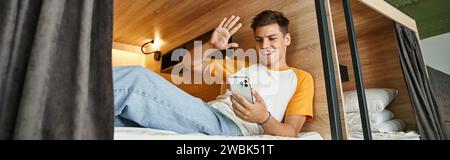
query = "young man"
(113, 10, 314, 137)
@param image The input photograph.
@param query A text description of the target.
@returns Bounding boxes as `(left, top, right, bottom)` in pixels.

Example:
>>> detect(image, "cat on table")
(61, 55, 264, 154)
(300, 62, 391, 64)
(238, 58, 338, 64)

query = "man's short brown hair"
(251, 10, 290, 35)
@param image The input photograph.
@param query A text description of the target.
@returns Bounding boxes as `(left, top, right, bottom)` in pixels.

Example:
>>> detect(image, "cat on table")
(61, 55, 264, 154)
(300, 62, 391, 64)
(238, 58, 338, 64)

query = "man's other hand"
(231, 89, 269, 124)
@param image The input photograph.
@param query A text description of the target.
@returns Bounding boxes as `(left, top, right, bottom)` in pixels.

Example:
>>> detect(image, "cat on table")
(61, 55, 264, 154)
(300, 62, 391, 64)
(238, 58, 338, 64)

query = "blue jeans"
(113, 66, 242, 136)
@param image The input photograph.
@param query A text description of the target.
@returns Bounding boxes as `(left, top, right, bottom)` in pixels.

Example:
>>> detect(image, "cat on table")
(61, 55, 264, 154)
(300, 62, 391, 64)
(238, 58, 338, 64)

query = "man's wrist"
(257, 111, 271, 125)
(205, 41, 214, 50)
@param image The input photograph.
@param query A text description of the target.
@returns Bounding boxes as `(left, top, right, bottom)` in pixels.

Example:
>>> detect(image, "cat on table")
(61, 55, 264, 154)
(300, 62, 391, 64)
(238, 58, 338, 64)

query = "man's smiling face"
(254, 23, 291, 67)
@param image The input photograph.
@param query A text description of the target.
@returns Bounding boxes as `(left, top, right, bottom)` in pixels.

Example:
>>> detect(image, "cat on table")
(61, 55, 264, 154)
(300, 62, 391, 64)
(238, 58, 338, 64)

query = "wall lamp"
(141, 39, 162, 61)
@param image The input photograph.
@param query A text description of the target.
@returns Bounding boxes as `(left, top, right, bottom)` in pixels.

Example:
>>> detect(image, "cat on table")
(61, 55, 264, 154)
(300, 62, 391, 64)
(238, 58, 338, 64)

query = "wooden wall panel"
(330, 0, 418, 131)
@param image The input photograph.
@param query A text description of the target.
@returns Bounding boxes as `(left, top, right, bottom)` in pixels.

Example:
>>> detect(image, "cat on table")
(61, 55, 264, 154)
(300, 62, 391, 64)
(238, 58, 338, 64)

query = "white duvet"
(114, 127, 323, 140)
(114, 127, 420, 140)
(348, 131, 421, 140)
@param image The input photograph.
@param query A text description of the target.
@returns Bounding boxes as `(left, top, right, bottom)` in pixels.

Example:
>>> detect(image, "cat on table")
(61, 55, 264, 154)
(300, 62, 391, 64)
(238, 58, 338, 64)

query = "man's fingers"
(234, 109, 248, 120)
(231, 97, 249, 115)
(217, 17, 227, 28)
(222, 15, 235, 30)
(232, 92, 253, 108)
(229, 23, 242, 35)
(226, 16, 240, 30)
(252, 89, 263, 103)
(233, 108, 246, 119)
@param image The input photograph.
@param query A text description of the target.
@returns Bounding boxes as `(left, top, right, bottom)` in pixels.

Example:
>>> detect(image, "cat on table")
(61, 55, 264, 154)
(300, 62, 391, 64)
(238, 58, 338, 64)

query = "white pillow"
(373, 119, 406, 133)
(347, 119, 405, 133)
(344, 88, 398, 113)
(346, 109, 395, 126)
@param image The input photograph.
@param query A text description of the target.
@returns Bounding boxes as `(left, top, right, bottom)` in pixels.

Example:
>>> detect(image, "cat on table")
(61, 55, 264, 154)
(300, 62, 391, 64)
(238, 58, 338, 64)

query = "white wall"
(421, 32, 450, 75)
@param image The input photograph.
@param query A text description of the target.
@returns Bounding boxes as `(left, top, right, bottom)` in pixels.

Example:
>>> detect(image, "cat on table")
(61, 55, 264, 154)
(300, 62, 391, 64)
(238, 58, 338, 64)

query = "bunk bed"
(323, 0, 423, 140)
(113, 0, 430, 140)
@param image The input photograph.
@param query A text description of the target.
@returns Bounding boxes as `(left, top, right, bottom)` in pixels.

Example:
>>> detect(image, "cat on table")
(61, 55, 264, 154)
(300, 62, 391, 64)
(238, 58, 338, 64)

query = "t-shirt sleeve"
(285, 70, 314, 120)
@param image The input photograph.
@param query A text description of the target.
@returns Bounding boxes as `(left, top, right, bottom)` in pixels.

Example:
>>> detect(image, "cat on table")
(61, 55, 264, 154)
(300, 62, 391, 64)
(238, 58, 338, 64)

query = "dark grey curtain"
(0, 0, 114, 140)
(394, 23, 448, 140)
(428, 66, 450, 137)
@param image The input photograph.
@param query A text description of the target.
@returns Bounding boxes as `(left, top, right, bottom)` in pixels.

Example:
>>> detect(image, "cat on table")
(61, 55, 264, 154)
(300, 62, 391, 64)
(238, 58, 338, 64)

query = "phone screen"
(229, 76, 254, 103)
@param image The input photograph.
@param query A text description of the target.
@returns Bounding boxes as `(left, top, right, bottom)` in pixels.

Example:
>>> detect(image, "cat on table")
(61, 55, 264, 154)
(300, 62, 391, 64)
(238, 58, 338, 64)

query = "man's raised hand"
(209, 15, 242, 50)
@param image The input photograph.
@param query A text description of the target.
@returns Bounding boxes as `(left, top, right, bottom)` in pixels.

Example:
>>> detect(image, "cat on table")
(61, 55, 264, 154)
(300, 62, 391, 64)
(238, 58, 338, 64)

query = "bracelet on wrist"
(258, 111, 271, 125)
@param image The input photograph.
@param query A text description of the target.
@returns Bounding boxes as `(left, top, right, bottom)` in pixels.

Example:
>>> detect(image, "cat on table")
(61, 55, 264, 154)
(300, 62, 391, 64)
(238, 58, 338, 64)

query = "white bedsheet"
(114, 127, 323, 140)
(348, 131, 421, 140)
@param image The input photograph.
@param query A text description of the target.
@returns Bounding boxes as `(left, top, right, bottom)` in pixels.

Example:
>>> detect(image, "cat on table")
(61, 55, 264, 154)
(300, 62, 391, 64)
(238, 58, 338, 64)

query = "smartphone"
(229, 76, 254, 104)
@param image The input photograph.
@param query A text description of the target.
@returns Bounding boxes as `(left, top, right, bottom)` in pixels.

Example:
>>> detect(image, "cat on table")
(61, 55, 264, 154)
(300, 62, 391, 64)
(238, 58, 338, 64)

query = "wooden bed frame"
(328, 0, 420, 137)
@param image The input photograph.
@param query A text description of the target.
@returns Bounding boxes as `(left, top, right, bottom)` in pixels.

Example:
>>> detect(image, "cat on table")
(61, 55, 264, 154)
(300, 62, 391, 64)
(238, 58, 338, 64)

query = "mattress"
(114, 127, 324, 140)
(348, 131, 421, 140)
